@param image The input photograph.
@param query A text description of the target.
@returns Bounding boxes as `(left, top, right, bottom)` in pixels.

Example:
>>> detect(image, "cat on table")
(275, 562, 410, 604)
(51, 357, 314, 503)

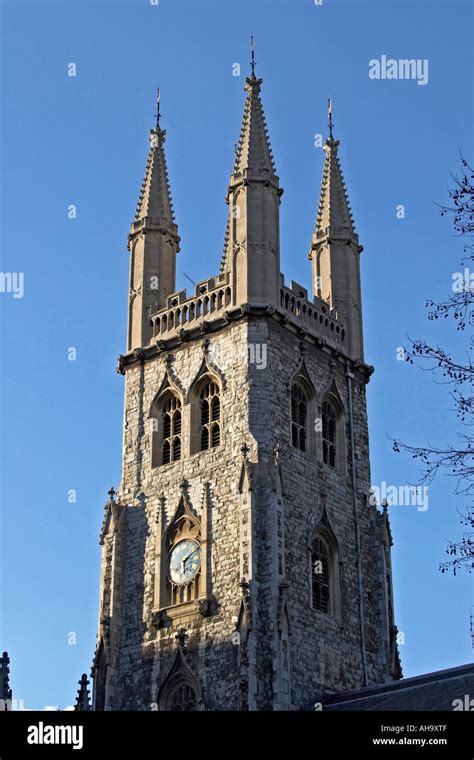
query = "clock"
(169, 539, 201, 585)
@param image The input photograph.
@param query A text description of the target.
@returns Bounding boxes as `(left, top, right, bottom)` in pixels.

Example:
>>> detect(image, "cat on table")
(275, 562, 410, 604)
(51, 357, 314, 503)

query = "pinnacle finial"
(175, 628, 188, 649)
(74, 674, 91, 712)
(328, 98, 334, 139)
(155, 87, 161, 129)
(250, 34, 256, 77)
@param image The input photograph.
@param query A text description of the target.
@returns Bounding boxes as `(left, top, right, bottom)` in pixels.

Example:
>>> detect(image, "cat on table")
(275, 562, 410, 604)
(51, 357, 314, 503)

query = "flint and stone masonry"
(91, 67, 401, 711)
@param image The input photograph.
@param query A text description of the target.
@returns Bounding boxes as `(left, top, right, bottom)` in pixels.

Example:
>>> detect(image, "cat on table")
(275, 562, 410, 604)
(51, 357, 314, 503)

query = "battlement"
(151, 272, 232, 338)
(279, 276, 345, 348)
(146, 269, 345, 352)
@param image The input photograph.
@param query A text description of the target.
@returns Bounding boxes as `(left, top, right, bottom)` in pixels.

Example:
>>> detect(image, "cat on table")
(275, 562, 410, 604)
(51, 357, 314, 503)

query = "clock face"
(169, 540, 201, 585)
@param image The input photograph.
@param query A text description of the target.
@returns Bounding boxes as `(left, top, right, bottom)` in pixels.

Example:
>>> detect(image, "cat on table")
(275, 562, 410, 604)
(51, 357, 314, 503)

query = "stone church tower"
(91, 63, 401, 711)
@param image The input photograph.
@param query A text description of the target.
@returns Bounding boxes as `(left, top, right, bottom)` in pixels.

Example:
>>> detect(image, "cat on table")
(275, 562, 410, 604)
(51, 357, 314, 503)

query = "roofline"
(322, 663, 474, 707)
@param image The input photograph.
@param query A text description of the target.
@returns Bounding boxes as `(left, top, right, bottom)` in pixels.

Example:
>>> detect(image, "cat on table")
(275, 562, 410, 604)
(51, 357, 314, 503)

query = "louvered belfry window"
(199, 380, 220, 451)
(291, 383, 307, 452)
(311, 536, 330, 614)
(161, 394, 182, 464)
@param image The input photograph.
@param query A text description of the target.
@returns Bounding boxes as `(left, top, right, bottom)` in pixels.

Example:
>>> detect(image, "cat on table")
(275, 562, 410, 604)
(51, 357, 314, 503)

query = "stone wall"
(96, 313, 396, 710)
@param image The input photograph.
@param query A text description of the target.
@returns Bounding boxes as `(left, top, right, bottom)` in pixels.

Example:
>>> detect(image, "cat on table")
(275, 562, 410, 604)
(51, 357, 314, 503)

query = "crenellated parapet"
(279, 277, 346, 351)
(150, 273, 232, 339)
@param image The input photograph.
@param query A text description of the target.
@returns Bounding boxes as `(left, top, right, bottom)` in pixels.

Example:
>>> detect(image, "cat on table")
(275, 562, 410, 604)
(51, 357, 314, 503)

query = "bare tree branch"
(392, 154, 474, 574)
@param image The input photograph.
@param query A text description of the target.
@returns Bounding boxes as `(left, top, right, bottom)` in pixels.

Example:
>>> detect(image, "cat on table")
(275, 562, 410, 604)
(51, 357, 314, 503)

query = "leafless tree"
(391, 155, 473, 574)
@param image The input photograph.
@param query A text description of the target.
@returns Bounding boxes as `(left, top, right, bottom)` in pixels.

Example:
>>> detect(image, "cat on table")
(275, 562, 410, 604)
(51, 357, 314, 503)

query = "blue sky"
(0, 0, 472, 709)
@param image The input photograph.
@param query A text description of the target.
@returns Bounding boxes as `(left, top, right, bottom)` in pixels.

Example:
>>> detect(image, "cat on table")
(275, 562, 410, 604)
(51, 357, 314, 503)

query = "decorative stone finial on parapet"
(116, 355, 125, 375)
(175, 628, 188, 650)
(241, 443, 250, 461)
(0, 651, 12, 709)
(74, 674, 91, 712)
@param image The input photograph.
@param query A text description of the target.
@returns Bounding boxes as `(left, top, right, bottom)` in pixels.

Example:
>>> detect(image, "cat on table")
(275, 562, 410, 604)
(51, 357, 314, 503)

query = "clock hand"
(180, 549, 193, 577)
(181, 548, 195, 567)
(183, 549, 198, 572)
(182, 548, 199, 573)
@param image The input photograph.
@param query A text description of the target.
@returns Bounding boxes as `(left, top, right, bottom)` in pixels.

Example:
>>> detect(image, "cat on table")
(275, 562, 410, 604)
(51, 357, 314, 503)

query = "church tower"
(91, 57, 401, 711)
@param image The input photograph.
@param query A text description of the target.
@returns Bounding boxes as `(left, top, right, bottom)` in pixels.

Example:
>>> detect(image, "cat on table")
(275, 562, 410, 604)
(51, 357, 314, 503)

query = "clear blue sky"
(1, 0, 472, 709)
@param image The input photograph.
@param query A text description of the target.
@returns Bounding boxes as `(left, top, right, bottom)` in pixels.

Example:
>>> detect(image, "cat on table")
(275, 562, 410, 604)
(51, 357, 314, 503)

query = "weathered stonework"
(91, 69, 401, 711)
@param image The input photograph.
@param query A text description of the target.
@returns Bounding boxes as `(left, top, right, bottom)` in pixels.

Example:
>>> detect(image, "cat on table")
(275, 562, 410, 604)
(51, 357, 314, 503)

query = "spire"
(134, 88, 175, 225)
(127, 89, 179, 351)
(312, 101, 355, 238)
(221, 40, 282, 304)
(0, 652, 12, 710)
(74, 673, 91, 712)
(232, 38, 277, 180)
(308, 101, 364, 360)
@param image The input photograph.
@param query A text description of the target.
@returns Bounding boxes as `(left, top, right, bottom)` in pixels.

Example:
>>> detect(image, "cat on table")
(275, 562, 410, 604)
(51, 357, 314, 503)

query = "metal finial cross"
(328, 98, 334, 139)
(155, 87, 161, 128)
(250, 34, 256, 77)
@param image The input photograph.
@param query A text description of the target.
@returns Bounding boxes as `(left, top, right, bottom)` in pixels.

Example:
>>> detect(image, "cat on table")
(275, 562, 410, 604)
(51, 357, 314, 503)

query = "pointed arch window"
(157, 658, 201, 712)
(161, 394, 182, 464)
(291, 383, 307, 452)
(310, 521, 341, 617)
(150, 389, 183, 468)
(199, 379, 221, 451)
(311, 536, 330, 613)
(168, 682, 198, 711)
(322, 399, 337, 468)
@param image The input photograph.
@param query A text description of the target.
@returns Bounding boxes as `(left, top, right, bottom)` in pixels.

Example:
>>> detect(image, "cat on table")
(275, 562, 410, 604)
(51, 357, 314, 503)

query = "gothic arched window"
(161, 393, 182, 465)
(322, 399, 337, 468)
(150, 389, 183, 468)
(199, 379, 221, 451)
(169, 682, 198, 711)
(311, 536, 330, 614)
(291, 383, 307, 452)
(157, 664, 201, 712)
(310, 519, 341, 618)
